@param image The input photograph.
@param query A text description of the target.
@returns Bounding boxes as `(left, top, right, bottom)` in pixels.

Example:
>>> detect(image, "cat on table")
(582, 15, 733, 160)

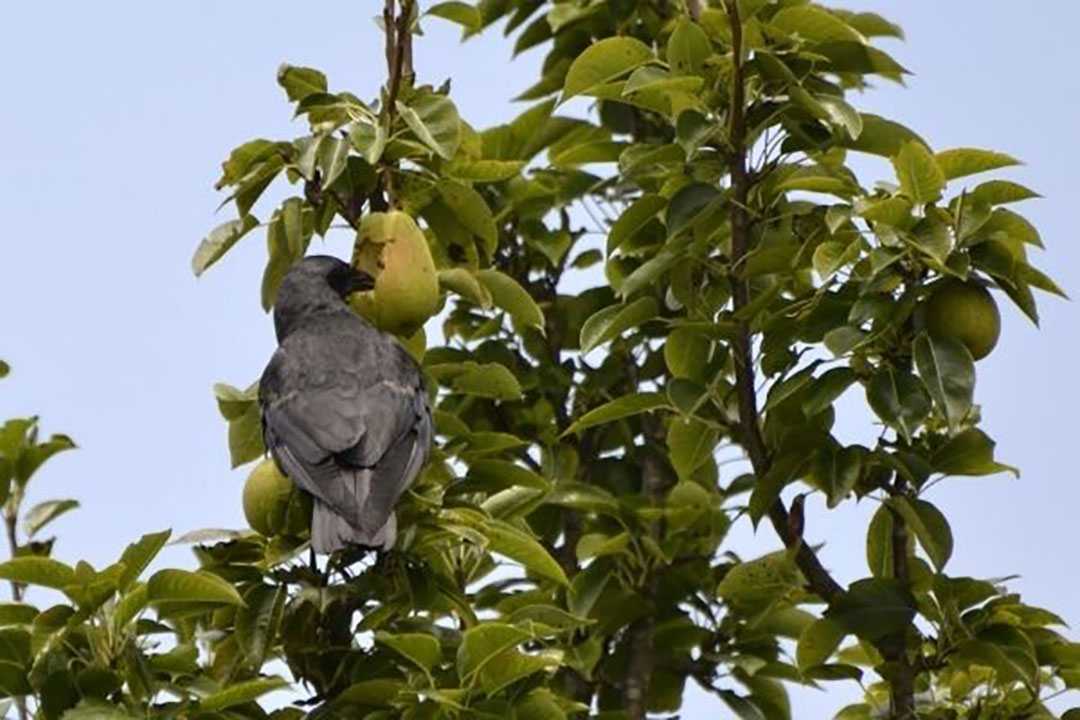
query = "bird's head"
(273, 255, 374, 340)
(288, 255, 375, 297)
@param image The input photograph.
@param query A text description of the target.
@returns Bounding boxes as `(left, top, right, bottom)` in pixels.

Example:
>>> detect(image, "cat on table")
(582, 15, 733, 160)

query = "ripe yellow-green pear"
(350, 211, 439, 336)
(923, 280, 1001, 361)
(242, 458, 312, 537)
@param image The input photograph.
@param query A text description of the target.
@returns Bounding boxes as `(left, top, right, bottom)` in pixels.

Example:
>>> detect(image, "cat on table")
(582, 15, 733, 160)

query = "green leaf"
(913, 332, 975, 434)
(216, 139, 281, 188)
(887, 497, 953, 571)
(801, 368, 857, 417)
(777, 169, 857, 197)
(60, 701, 136, 719)
(0, 604, 37, 626)
(667, 19, 712, 76)
(451, 362, 523, 401)
(619, 246, 684, 299)
(0, 557, 75, 590)
(838, 114, 925, 158)
(277, 64, 327, 102)
(980, 207, 1043, 248)
(579, 296, 659, 353)
(0, 361, 8, 379)
(719, 690, 768, 720)
(23, 499, 79, 538)
(146, 570, 244, 606)
(483, 486, 546, 520)
(439, 268, 491, 307)
(191, 215, 259, 277)
(456, 623, 531, 680)
(316, 137, 351, 190)
(228, 401, 265, 469)
(666, 183, 722, 236)
(398, 94, 462, 160)
(935, 148, 1020, 181)
(910, 214, 952, 264)
(674, 108, 714, 155)
(235, 584, 285, 666)
(546, 483, 620, 516)
(970, 180, 1040, 206)
(475, 269, 545, 334)
(797, 618, 847, 671)
(349, 120, 388, 165)
(260, 212, 292, 312)
(717, 551, 800, 604)
(567, 561, 612, 617)
(551, 140, 631, 166)
(826, 578, 916, 640)
(816, 41, 908, 79)
(117, 530, 171, 590)
(576, 531, 630, 561)
(468, 460, 549, 491)
(866, 369, 931, 443)
(562, 37, 655, 101)
(437, 180, 497, 255)
(446, 159, 526, 183)
(893, 141, 945, 205)
(865, 505, 893, 578)
(484, 519, 568, 585)
(562, 392, 669, 436)
(817, 95, 863, 140)
(858, 196, 913, 227)
(376, 631, 442, 673)
(812, 239, 859, 281)
(931, 427, 1017, 477)
(201, 676, 289, 711)
(336, 680, 407, 707)
(427, 1, 481, 32)
(771, 6, 863, 43)
(479, 650, 553, 695)
(625, 67, 705, 97)
(834, 11, 904, 39)
(956, 624, 1038, 685)
(516, 689, 572, 720)
(667, 417, 719, 480)
(113, 584, 148, 629)
(812, 445, 864, 509)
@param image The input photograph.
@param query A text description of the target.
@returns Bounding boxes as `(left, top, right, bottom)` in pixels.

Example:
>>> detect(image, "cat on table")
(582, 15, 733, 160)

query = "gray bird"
(259, 255, 433, 554)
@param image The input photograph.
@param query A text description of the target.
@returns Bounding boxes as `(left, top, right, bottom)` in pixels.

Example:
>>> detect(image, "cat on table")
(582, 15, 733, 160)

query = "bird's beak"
(348, 269, 376, 294)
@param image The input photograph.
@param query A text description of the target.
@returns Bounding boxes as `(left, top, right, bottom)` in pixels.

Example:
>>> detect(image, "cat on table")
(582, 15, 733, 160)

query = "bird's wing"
(354, 388, 433, 531)
(259, 329, 430, 528)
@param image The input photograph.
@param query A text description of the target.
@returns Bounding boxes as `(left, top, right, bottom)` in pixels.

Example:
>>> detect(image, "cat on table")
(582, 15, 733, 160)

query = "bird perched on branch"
(258, 255, 433, 554)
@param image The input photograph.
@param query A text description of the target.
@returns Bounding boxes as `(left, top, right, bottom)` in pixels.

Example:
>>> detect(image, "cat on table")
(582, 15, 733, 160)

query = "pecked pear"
(350, 211, 440, 336)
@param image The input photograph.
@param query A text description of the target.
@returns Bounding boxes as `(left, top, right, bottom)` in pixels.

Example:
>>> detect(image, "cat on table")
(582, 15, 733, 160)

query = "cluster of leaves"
(2, 1, 1077, 719)
(191, 0, 1080, 718)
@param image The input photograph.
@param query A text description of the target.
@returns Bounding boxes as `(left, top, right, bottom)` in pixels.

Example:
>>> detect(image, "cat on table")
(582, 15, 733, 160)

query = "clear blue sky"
(2, 2, 1077, 717)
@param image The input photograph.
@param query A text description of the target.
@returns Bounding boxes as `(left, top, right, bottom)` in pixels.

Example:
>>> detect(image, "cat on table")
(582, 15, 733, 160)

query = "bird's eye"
(327, 265, 352, 296)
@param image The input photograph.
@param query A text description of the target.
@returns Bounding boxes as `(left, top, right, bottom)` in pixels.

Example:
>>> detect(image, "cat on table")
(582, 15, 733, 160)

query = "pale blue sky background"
(2, 2, 1078, 717)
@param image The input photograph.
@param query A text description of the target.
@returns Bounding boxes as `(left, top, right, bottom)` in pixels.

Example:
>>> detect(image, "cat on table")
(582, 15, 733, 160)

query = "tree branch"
(723, 0, 843, 603)
(620, 351, 668, 720)
(624, 449, 664, 720)
(886, 486, 917, 717)
(380, 0, 415, 209)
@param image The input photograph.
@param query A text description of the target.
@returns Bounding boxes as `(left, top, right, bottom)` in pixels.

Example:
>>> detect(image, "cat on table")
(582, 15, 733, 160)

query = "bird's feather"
(259, 292, 432, 553)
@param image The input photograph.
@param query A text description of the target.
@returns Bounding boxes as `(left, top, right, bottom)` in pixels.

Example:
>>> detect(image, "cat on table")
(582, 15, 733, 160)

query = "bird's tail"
(311, 500, 396, 554)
